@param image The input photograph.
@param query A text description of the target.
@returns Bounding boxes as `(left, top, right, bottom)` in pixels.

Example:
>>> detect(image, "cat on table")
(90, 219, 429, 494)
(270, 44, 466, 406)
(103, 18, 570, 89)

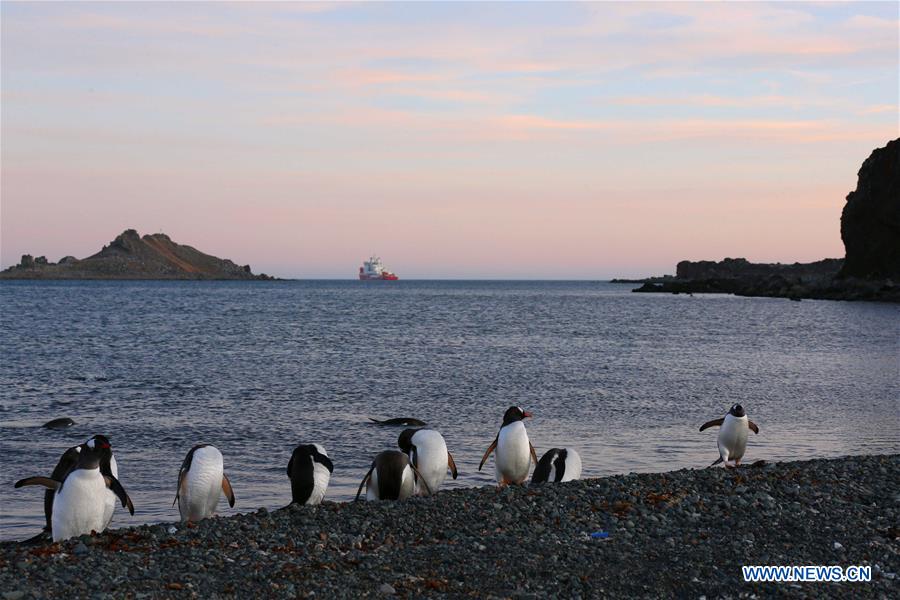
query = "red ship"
(359, 255, 399, 280)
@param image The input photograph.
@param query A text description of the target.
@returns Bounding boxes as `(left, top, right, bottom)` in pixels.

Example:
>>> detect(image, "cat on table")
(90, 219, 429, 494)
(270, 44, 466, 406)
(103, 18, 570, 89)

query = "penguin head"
(77, 436, 111, 468)
(502, 406, 533, 425)
(85, 434, 114, 465)
(85, 434, 111, 451)
(397, 428, 421, 453)
(729, 404, 746, 418)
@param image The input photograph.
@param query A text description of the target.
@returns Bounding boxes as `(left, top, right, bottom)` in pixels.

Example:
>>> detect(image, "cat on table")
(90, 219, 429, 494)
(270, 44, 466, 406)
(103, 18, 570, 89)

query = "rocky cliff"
(1, 230, 274, 280)
(839, 138, 900, 279)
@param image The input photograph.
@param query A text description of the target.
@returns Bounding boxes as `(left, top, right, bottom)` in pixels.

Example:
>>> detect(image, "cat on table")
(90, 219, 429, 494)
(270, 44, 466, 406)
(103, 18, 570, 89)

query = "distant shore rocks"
(1, 229, 275, 281)
(625, 138, 900, 303)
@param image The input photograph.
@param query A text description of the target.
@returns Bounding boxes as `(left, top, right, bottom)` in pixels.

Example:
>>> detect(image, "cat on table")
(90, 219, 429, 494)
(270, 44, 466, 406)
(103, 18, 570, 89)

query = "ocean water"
(0, 280, 897, 541)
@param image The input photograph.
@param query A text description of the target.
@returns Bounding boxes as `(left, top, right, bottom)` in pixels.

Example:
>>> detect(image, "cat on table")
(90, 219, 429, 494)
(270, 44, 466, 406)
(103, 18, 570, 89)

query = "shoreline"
(2, 453, 896, 598)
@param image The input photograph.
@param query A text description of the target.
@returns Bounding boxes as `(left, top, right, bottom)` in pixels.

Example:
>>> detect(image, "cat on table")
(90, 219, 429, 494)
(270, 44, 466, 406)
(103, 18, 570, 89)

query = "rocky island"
(0, 229, 274, 280)
(625, 138, 899, 302)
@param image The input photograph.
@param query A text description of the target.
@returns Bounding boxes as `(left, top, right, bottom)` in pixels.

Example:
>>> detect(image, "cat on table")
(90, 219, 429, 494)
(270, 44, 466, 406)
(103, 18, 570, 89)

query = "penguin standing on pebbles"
(478, 406, 538, 487)
(174, 444, 235, 522)
(15, 438, 134, 542)
(700, 404, 759, 467)
(355, 450, 431, 501)
(397, 428, 458, 496)
(532, 448, 582, 484)
(287, 444, 333, 505)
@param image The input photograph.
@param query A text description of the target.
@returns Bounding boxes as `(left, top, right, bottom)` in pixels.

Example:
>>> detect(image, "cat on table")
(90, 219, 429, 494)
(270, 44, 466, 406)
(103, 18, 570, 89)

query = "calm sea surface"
(1, 280, 898, 540)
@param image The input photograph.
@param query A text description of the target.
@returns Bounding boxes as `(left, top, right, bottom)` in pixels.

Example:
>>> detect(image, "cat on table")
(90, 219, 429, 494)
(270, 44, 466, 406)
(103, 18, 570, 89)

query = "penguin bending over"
(397, 428, 458, 496)
(478, 406, 538, 487)
(532, 448, 582, 484)
(15, 438, 134, 542)
(355, 450, 431, 501)
(699, 404, 759, 467)
(174, 444, 235, 522)
(287, 444, 333, 505)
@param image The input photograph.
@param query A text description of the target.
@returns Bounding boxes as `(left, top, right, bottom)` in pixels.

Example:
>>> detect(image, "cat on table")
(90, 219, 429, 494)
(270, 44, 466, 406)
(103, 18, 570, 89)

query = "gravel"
(1, 454, 897, 598)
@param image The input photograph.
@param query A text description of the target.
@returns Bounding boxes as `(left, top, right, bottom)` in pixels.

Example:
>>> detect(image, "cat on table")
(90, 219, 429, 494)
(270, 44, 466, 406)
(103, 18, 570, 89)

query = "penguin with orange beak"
(478, 406, 538, 487)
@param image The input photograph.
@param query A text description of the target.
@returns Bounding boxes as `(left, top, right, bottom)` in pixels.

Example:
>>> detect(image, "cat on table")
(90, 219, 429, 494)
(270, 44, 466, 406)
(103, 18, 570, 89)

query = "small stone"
(73, 542, 89, 555)
(168, 526, 178, 534)
(378, 583, 396, 595)
(3, 592, 26, 600)
(833, 542, 844, 551)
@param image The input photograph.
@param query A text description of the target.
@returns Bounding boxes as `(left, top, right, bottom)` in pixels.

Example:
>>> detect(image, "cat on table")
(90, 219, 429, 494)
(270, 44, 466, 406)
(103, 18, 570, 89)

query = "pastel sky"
(1, 2, 897, 279)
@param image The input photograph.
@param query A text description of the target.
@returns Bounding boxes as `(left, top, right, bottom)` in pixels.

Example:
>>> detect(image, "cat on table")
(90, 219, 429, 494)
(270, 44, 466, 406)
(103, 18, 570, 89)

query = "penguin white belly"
(398, 465, 415, 499)
(366, 469, 379, 501)
(718, 414, 749, 465)
(102, 455, 119, 529)
(496, 422, 531, 484)
(560, 449, 582, 482)
(308, 462, 331, 505)
(179, 447, 224, 521)
(412, 431, 449, 495)
(52, 469, 108, 541)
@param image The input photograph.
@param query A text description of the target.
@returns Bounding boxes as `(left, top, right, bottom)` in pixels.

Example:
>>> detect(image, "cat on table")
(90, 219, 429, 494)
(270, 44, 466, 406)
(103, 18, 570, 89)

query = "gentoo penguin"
(287, 444, 333, 505)
(397, 428, 458, 496)
(42, 417, 75, 430)
(532, 448, 582, 484)
(368, 417, 427, 427)
(355, 450, 431, 501)
(173, 444, 235, 522)
(478, 406, 538, 487)
(22, 435, 122, 543)
(699, 404, 760, 467)
(14, 438, 134, 542)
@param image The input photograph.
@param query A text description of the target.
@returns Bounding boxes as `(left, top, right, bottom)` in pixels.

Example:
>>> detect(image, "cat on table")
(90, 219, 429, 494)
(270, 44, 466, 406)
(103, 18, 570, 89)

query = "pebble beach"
(1, 453, 897, 599)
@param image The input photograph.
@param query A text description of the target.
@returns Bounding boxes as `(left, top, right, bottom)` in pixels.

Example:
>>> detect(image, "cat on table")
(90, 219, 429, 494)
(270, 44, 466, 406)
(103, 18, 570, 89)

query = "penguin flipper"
(748, 420, 759, 434)
(447, 452, 459, 480)
(699, 418, 724, 432)
(478, 436, 498, 471)
(221, 474, 236, 508)
(355, 462, 376, 501)
(529, 442, 538, 466)
(14, 477, 59, 490)
(104, 475, 135, 515)
(709, 456, 724, 467)
(368, 417, 383, 424)
(409, 462, 432, 496)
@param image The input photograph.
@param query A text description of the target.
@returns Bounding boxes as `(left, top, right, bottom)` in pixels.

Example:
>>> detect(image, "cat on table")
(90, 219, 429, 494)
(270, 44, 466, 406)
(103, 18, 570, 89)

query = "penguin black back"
(532, 448, 567, 483)
(287, 444, 333, 504)
(376, 451, 409, 500)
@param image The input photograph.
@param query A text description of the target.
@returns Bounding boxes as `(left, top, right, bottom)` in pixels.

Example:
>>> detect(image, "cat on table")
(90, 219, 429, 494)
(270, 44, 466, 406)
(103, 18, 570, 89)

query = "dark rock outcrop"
(1, 229, 274, 280)
(674, 257, 843, 281)
(840, 138, 900, 279)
